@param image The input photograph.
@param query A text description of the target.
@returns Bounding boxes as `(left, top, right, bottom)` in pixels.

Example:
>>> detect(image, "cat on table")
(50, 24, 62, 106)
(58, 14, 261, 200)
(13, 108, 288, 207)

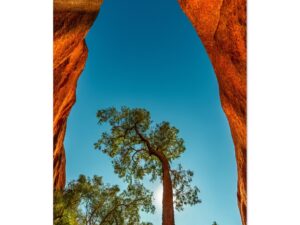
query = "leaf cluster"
(171, 164, 201, 211)
(94, 107, 185, 183)
(54, 175, 155, 225)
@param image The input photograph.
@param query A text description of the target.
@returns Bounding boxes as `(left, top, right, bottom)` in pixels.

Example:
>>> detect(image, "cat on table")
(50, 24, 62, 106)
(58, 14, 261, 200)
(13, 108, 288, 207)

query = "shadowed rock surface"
(178, 0, 247, 224)
(53, 0, 102, 190)
(53, 0, 246, 224)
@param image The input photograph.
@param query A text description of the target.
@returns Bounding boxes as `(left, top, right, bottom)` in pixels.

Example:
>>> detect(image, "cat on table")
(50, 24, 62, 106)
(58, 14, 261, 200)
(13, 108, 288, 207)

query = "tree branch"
(134, 126, 153, 153)
(87, 199, 105, 225)
(131, 148, 147, 162)
(99, 197, 147, 225)
(134, 125, 169, 166)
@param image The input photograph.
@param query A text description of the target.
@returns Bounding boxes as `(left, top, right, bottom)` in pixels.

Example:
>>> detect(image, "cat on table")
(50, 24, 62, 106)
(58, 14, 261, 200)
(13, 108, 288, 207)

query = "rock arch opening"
(53, 0, 246, 224)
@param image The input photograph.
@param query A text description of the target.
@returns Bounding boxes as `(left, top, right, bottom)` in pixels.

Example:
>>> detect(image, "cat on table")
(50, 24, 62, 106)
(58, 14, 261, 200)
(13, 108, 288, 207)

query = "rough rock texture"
(53, 0, 102, 190)
(178, 0, 247, 224)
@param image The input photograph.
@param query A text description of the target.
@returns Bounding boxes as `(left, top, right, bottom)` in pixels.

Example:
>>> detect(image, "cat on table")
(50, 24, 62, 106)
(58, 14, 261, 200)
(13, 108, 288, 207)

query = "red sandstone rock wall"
(178, 0, 247, 224)
(53, 0, 102, 190)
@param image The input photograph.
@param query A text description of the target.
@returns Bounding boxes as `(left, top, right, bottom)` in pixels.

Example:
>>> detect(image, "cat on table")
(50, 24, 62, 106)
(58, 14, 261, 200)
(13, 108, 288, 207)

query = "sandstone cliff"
(178, 0, 247, 224)
(53, 0, 102, 190)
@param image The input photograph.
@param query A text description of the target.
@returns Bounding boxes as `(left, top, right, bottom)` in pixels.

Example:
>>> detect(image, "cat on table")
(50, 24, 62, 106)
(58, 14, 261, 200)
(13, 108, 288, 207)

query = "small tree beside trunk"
(54, 175, 154, 225)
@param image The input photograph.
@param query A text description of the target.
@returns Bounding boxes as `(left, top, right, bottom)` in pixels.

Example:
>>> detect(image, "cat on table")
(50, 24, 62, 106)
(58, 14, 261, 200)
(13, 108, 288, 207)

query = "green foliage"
(54, 175, 154, 225)
(95, 107, 201, 211)
(94, 107, 185, 182)
(171, 164, 201, 211)
(212, 222, 218, 225)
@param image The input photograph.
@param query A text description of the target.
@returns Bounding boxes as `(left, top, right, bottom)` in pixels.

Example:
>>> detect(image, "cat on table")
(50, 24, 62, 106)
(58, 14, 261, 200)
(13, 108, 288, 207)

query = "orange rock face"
(178, 0, 247, 224)
(53, 0, 102, 190)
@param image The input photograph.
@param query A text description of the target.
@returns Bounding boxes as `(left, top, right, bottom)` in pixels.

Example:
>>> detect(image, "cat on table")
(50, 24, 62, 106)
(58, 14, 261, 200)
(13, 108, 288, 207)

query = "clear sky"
(64, 0, 242, 224)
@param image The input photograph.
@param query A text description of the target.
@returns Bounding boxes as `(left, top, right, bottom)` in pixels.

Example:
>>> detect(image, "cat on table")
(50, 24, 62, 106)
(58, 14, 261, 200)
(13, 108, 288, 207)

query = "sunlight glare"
(154, 184, 163, 210)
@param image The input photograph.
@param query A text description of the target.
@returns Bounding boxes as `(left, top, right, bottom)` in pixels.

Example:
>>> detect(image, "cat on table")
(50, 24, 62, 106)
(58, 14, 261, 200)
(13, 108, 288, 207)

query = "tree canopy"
(95, 107, 184, 181)
(94, 107, 201, 225)
(54, 175, 154, 225)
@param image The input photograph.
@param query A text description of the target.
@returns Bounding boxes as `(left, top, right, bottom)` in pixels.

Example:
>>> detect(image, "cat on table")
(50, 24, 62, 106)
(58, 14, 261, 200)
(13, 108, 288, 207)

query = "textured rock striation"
(178, 0, 247, 224)
(53, 0, 102, 190)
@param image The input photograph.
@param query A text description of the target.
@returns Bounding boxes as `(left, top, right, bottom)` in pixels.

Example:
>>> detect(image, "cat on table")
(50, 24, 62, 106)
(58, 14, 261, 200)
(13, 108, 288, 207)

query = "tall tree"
(95, 107, 201, 225)
(54, 175, 154, 225)
(212, 222, 218, 225)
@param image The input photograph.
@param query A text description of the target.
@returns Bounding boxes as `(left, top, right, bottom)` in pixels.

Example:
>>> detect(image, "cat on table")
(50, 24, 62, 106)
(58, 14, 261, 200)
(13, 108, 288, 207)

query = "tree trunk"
(133, 126, 175, 225)
(150, 149, 175, 225)
(161, 157, 175, 225)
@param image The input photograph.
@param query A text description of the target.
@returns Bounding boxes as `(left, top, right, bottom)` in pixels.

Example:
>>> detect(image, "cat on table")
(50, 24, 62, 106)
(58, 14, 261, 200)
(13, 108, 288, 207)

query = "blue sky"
(64, 0, 241, 224)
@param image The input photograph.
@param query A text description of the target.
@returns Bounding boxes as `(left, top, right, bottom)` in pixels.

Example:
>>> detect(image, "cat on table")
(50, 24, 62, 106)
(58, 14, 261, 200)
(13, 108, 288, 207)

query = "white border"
(0, 0, 300, 224)
(248, 0, 300, 224)
(0, 0, 53, 224)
